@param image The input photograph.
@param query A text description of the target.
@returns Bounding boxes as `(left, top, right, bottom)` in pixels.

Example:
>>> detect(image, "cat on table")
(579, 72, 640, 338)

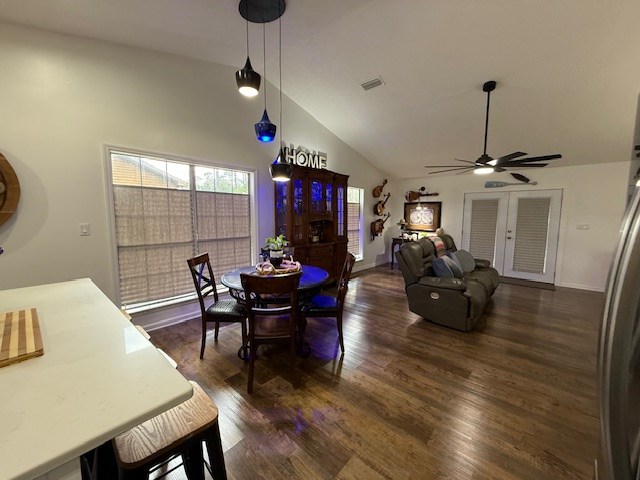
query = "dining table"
(220, 264, 329, 303)
(221, 264, 329, 359)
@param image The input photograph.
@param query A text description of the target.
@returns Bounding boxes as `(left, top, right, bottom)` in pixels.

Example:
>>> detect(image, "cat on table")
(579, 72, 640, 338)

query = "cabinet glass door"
(310, 180, 324, 214)
(292, 176, 305, 243)
(326, 183, 333, 214)
(337, 184, 345, 237)
(275, 181, 288, 238)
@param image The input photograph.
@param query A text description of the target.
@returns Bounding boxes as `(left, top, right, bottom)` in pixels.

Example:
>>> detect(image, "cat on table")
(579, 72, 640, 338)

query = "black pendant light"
(254, 21, 276, 142)
(235, 1, 261, 97)
(269, 2, 291, 182)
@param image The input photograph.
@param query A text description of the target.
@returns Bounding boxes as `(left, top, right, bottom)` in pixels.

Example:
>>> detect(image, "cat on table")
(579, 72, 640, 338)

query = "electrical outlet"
(80, 223, 91, 236)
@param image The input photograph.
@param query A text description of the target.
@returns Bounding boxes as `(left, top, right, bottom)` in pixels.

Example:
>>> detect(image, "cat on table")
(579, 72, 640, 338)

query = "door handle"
(507, 236, 512, 239)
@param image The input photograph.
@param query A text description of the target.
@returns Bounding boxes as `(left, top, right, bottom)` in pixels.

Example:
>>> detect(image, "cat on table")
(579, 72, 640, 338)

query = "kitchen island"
(0, 278, 192, 480)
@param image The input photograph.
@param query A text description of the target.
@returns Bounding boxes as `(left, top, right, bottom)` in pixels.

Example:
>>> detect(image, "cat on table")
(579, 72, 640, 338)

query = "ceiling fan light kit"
(474, 166, 494, 175)
(425, 80, 561, 175)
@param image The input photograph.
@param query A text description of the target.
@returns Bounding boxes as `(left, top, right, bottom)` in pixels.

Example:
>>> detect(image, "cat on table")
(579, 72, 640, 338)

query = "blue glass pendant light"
(254, 21, 276, 142)
(255, 110, 276, 142)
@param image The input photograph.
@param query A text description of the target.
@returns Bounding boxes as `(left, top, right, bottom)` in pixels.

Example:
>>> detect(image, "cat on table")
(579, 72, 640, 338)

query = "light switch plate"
(80, 223, 91, 236)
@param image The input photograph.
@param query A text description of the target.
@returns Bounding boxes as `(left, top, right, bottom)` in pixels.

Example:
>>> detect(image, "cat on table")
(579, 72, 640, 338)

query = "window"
(108, 149, 253, 310)
(347, 187, 364, 261)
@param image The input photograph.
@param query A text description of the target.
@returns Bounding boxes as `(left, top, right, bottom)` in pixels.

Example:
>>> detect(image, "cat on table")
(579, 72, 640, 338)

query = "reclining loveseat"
(395, 234, 500, 332)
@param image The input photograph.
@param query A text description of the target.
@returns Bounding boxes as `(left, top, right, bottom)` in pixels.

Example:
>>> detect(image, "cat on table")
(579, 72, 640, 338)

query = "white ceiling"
(1, 0, 639, 179)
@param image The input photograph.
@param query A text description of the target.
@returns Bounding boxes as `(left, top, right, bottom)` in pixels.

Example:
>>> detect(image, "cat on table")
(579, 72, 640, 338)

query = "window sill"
(124, 286, 230, 315)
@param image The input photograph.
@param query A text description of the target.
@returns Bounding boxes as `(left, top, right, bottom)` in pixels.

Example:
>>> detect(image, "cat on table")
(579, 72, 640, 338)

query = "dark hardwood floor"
(150, 265, 603, 480)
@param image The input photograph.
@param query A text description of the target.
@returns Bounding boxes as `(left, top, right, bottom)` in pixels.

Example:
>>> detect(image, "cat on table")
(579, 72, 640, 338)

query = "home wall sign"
(0, 153, 20, 227)
(282, 143, 327, 170)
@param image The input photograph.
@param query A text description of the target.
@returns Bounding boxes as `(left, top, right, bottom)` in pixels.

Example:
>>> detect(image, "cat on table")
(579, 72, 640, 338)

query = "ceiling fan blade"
(494, 166, 507, 173)
(494, 151, 527, 163)
(455, 167, 475, 175)
(424, 165, 470, 168)
(454, 158, 475, 164)
(428, 167, 472, 174)
(510, 173, 531, 183)
(510, 154, 562, 163)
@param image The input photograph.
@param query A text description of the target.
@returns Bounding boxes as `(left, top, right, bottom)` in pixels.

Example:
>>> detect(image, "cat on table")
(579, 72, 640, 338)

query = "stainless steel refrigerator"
(599, 182, 640, 480)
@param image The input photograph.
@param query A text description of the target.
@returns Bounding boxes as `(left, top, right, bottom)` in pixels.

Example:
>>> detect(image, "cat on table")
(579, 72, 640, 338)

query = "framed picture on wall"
(404, 201, 441, 232)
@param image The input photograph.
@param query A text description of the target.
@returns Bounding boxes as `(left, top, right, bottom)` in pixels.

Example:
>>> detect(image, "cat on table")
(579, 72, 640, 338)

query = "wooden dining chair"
(187, 253, 246, 359)
(240, 271, 301, 394)
(300, 252, 356, 353)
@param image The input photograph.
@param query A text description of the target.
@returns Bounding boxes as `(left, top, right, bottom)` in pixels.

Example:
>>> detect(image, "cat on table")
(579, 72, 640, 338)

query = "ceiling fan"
(425, 80, 562, 175)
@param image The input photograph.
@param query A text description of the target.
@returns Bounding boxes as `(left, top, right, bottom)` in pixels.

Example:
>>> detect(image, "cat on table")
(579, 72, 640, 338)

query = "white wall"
(0, 22, 388, 307)
(385, 161, 630, 292)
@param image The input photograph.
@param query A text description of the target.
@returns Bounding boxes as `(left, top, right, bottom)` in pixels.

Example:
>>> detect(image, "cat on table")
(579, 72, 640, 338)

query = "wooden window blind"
(468, 199, 499, 263)
(110, 152, 252, 308)
(347, 187, 363, 259)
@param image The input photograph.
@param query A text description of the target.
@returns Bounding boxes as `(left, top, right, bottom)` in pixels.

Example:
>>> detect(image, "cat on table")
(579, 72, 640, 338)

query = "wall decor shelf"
(274, 164, 349, 281)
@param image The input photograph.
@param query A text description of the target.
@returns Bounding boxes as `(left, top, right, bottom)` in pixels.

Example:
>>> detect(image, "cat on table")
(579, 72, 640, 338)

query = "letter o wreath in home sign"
(0, 152, 20, 227)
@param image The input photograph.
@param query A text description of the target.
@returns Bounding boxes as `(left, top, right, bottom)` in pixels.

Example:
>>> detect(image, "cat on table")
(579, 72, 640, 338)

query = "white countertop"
(0, 278, 193, 480)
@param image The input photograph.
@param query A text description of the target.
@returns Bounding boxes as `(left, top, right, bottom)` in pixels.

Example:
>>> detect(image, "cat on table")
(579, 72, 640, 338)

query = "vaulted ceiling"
(1, 0, 639, 179)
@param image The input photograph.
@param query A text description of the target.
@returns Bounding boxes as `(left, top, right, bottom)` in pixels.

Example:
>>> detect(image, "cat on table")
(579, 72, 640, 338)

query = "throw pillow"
(431, 257, 453, 278)
(453, 250, 476, 274)
(442, 255, 464, 279)
(446, 252, 464, 270)
(430, 236, 447, 257)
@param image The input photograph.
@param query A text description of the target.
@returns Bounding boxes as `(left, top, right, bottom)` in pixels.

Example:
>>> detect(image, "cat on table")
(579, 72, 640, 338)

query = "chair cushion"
(432, 257, 454, 278)
(206, 299, 245, 319)
(453, 250, 477, 274)
(442, 255, 464, 279)
(301, 293, 338, 314)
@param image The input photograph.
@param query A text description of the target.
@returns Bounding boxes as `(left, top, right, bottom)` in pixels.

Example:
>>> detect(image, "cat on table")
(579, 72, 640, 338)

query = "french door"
(462, 190, 562, 284)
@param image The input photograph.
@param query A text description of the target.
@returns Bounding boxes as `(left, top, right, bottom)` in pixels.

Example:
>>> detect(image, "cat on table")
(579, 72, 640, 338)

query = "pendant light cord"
(245, 1, 249, 57)
(279, 2, 283, 145)
(262, 20, 267, 108)
(483, 89, 491, 156)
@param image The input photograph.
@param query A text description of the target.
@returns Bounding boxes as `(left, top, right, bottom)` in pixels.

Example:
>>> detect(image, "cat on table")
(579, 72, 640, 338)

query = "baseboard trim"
(353, 259, 386, 273)
(141, 311, 196, 332)
(499, 277, 555, 290)
(555, 282, 605, 293)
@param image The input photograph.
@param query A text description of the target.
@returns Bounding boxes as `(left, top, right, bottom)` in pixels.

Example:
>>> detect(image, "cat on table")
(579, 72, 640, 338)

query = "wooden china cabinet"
(274, 164, 349, 281)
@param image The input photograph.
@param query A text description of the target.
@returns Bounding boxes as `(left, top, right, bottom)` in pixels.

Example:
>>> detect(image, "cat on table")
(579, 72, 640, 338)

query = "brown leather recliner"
(395, 236, 499, 332)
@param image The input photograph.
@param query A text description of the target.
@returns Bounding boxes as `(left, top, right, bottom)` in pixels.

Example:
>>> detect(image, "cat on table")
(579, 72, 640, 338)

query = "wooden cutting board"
(0, 308, 44, 368)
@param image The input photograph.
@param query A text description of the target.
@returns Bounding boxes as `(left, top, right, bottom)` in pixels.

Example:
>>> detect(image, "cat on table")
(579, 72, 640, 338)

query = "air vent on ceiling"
(360, 76, 385, 91)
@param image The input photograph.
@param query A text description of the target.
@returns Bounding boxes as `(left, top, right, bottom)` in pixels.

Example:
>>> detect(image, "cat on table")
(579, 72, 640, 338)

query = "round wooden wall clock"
(0, 152, 20, 227)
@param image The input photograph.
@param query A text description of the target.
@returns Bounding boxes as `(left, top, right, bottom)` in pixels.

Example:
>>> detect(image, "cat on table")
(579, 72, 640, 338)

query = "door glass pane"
(468, 199, 499, 263)
(326, 184, 333, 212)
(512, 197, 551, 274)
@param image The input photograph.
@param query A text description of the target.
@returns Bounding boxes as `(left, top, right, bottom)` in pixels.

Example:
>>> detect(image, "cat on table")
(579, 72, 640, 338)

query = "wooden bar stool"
(112, 381, 227, 480)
